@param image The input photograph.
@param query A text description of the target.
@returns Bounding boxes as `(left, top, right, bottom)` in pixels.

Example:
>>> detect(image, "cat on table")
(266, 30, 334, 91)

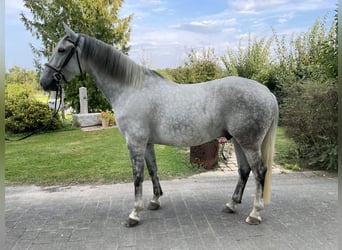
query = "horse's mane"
(81, 34, 164, 87)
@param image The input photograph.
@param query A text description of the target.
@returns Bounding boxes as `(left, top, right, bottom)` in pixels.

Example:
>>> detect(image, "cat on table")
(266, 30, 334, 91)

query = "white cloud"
(152, 7, 168, 13)
(171, 18, 237, 34)
(120, 0, 173, 22)
(229, 0, 288, 14)
(229, 0, 334, 15)
(5, 0, 25, 13)
(139, 0, 163, 5)
(126, 0, 335, 68)
(5, 0, 32, 17)
(5, 0, 336, 70)
(277, 12, 295, 24)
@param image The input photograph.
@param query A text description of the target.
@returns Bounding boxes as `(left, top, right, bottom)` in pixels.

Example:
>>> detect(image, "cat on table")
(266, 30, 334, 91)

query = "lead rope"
(5, 85, 63, 142)
(221, 142, 228, 161)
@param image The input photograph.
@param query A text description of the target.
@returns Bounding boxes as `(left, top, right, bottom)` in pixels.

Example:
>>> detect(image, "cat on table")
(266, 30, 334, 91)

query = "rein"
(6, 34, 83, 142)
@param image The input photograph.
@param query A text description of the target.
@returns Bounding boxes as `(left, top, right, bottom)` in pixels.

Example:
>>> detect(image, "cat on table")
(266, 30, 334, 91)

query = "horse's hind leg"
(242, 147, 267, 225)
(225, 139, 251, 213)
(145, 143, 163, 210)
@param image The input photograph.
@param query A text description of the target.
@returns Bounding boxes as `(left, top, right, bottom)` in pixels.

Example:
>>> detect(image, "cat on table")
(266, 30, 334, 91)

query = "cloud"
(229, 0, 288, 14)
(5, 0, 336, 70)
(5, 0, 25, 14)
(5, 0, 32, 17)
(229, 0, 334, 15)
(152, 7, 168, 13)
(139, 0, 163, 4)
(171, 18, 237, 34)
(277, 12, 295, 24)
(121, 0, 173, 21)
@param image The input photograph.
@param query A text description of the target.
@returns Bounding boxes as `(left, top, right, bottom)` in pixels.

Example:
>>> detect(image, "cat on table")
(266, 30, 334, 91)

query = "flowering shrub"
(97, 110, 115, 126)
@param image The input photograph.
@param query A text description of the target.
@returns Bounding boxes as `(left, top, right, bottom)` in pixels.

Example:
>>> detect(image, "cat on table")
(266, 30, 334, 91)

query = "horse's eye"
(58, 48, 66, 53)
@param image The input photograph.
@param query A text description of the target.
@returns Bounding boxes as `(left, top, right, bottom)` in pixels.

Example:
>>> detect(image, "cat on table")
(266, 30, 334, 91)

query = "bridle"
(44, 34, 83, 85)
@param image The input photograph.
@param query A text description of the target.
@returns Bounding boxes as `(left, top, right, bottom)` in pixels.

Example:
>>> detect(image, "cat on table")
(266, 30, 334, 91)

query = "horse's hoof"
(223, 204, 235, 213)
(147, 200, 160, 210)
(245, 216, 261, 225)
(125, 217, 140, 227)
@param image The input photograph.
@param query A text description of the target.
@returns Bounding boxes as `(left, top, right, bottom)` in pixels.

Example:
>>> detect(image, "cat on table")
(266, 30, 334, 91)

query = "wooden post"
(190, 140, 219, 169)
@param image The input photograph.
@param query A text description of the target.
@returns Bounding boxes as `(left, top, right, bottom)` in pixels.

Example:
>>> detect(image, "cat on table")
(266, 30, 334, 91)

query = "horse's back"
(139, 76, 277, 147)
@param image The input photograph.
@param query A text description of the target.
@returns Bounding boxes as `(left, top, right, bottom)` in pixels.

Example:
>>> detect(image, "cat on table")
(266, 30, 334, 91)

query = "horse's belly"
(150, 119, 223, 147)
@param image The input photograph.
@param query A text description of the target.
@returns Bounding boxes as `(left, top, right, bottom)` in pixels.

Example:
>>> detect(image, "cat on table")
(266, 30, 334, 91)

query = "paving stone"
(5, 170, 337, 250)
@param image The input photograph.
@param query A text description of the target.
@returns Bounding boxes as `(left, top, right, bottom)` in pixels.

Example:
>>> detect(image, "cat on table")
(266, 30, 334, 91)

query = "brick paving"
(5, 147, 338, 249)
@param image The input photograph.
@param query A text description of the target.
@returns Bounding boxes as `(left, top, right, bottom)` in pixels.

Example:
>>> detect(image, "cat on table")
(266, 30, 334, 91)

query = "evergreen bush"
(5, 84, 62, 134)
(281, 79, 337, 170)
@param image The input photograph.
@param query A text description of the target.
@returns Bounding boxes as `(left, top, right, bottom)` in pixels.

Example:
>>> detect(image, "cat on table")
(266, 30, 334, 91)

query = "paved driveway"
(5, 171, 338, 250)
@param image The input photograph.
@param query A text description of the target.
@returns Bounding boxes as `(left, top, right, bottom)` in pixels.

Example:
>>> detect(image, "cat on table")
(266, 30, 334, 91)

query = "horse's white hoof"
(125, 214, 140, 227)
(125, 217, 140, 227)
(125, 210, 141, 227)
(147, 200, 160, 210)
(223, 203, 236, 213)
(245, 215, 262, 225)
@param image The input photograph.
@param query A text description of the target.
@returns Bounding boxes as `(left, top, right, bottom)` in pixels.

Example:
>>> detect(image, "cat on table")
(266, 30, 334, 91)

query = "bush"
(63, 75, 112, 113)
(5, 83, 35, 99)
(281, 79, 337, 170)
(5, 83, 62, 134)
(167, 48, 225, 84)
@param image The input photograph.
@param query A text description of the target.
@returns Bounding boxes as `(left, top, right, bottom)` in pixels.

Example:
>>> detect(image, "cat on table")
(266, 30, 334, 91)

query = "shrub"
(167, 48, 225, 84)
(63, 75, 112, 113)
(281, 79, 337, 170)
(221, 35, 280, 88)
(5, 83, 35, 99)
(5, 83, 62, 134)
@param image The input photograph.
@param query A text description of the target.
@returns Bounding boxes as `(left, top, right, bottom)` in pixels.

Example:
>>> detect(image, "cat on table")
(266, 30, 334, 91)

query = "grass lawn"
(274, 127, 298, 166)
(5, 126, 295, 186)
(5, 128, 204, 186)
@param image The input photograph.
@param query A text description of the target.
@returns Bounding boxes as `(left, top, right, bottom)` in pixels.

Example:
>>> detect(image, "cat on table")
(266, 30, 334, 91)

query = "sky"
(5, 0, 336, 71)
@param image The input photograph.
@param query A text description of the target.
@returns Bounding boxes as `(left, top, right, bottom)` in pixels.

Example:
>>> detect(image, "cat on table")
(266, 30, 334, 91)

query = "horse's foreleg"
(225, 140, 251, 213)
(126, 144, 146, 227)
(145, 143, 163, 210)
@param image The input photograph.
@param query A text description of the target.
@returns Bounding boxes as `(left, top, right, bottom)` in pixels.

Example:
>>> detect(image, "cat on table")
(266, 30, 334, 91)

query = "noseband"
(45, 34, 83, 84)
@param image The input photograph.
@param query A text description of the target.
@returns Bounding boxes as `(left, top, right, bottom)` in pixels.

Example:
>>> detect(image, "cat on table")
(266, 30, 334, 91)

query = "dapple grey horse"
(40, 24, 278, 227)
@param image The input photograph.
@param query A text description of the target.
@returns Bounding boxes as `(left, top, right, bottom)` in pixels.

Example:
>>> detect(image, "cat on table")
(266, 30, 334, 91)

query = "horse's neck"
(84, 63, 125, 106)
(83, 55, 153, 114)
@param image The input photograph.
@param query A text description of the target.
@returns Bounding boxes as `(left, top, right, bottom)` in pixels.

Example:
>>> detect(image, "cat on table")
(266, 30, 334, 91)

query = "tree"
(275, 16, 338, 170)
(5, 66, 39, 90)
(273, 16, 337, 81)
(168, 48, 225, 84)
(21, 0, 132, 112)
(221, 34, 275, 90)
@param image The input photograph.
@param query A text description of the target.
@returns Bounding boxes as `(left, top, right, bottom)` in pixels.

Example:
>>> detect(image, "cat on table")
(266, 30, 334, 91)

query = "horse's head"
(40, 24, 83, 91)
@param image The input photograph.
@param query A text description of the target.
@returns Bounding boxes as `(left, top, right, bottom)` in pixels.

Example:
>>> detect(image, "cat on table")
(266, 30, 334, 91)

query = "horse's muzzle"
(40, 77, 60, 91)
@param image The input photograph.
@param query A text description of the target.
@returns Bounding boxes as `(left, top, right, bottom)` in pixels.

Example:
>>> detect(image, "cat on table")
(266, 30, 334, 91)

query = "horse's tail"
(261, 99, 279, 204)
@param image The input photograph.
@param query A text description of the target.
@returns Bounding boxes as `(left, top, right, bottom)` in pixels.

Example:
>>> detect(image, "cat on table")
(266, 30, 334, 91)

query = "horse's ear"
(63, 22, 77, 39)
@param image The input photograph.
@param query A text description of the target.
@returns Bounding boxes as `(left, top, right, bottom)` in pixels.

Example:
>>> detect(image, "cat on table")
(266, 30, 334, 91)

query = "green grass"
(5, 128, 203, 186)
(6, 126, 297, 186)
(275, 127, 298, 166)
